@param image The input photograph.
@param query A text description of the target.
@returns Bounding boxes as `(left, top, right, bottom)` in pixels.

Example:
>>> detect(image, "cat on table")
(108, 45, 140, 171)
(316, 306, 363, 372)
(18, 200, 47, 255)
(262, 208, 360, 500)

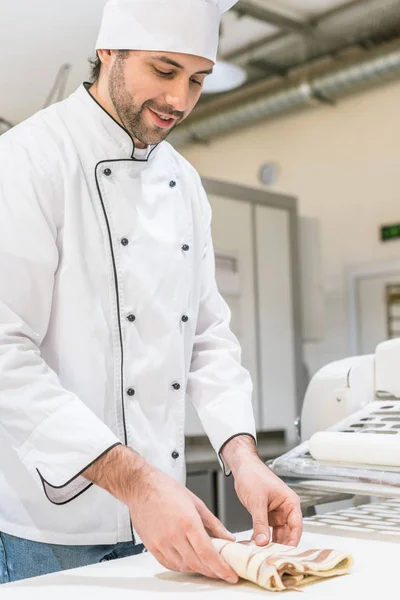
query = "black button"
(127, 388, 135, 396)
(182, 244, 190, 252)
(172, 451, 180, 460)
(127, 314, 136, 323)
(182, 315, 189, 323)
(121, 238, 129, 246)
(169, 180, 177, 188)
(104, 168, 112, 177)
(172, 383, 181, 391)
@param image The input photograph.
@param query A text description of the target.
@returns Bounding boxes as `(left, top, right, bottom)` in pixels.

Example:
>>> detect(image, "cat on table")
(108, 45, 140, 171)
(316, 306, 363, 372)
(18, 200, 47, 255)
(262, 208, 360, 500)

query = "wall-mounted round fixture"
(202, 61, 247, 95)
(258, 162, 279, 186)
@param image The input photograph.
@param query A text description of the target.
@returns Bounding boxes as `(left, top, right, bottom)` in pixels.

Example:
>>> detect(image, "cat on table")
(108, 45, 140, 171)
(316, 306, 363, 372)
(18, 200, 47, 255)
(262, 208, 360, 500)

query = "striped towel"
(212, 539, 353, 591)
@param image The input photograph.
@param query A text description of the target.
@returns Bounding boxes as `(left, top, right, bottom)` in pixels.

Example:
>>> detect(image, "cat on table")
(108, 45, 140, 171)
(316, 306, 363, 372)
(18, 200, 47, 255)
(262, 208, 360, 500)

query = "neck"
(89, 79, 148, 150)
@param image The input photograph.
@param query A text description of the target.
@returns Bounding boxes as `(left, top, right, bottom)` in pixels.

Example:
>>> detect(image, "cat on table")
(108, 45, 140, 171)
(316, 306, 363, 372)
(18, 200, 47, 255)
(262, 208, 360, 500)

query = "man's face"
(107, 50, 213, 146)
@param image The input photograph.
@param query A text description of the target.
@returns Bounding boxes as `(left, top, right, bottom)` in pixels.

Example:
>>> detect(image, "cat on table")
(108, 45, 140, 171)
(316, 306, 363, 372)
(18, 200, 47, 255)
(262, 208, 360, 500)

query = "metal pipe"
(226, 0, 400, 68)
(170, 46, 400, 146)
(234, 1, 313, 35)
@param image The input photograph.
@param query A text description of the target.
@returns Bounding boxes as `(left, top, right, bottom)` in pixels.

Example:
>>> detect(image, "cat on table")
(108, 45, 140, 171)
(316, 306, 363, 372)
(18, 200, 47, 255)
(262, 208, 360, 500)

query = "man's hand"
(128, 461, 239, 582)
(221, 436, 302, 547)
(84, 445, 239, 583)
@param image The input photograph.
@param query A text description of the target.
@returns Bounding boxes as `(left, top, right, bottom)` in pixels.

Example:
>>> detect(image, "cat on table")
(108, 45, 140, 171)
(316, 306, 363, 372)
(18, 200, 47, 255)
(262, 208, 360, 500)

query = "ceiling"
(0, 0, 397, 126)
(219, 0, 355, 56)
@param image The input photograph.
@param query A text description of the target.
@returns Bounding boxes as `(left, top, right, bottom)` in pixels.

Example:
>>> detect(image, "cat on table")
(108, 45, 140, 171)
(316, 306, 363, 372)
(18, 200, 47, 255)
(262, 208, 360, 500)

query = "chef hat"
(95, 0, 239, 63)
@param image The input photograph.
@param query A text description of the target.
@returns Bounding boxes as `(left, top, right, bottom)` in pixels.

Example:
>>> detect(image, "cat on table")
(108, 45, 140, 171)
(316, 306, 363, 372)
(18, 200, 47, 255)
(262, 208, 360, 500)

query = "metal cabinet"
(185, 179, 303, 443)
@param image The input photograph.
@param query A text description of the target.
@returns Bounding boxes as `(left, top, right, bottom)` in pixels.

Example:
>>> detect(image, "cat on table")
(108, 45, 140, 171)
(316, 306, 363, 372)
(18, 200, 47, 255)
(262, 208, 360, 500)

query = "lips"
(148, 108, 176, 129)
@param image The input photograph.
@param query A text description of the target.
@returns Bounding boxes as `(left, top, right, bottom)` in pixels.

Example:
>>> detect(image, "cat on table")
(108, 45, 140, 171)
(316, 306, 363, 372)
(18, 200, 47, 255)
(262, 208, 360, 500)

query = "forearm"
(221, 435, 259, 476)
(84, 444, 149, 505)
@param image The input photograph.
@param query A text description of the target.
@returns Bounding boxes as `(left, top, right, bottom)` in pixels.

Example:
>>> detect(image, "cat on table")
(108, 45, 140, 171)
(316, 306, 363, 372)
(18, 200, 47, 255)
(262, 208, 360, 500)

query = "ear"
(96, 49, 115, 70)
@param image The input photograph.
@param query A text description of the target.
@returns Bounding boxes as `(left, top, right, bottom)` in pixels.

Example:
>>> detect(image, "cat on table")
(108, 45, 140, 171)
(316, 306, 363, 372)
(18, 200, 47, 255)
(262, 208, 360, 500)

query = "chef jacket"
(0, 83, 256, 545)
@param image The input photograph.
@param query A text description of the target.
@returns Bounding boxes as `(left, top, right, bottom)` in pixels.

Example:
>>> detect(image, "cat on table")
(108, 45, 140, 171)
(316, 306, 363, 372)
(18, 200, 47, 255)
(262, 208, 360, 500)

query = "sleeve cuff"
(218, 433, 258, 477)
(37, 443, 122, 505)
(19, 398, 121, 503)
(196, 393, 257, 476)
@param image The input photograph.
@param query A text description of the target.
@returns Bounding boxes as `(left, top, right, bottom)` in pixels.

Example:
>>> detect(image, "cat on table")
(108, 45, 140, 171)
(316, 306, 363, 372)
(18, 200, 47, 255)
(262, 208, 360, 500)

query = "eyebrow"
(153, 55, 213, 75)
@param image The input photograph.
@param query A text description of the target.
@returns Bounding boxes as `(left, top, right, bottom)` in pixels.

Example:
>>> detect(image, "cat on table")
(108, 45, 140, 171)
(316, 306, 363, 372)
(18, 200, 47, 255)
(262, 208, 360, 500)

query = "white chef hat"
(95, 0, 238, 64)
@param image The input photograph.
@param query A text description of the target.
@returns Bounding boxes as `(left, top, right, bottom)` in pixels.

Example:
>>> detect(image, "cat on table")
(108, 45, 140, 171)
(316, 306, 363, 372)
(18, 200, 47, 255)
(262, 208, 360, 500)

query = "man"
(0, 0, 302, 585)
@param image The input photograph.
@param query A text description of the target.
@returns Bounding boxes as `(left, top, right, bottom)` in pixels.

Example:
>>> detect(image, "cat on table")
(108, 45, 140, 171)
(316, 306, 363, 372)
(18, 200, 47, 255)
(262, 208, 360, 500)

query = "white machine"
(304, 337, 400, 469)
(302, 337, 400, 444)
(269, 338, 400, 552)
(271, 338, 400, 487)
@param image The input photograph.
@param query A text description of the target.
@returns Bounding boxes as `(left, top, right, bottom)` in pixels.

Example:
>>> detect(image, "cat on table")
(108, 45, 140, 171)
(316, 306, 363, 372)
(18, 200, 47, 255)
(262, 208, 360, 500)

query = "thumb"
(195, 498, 236, 541)
(251, 509, 270, 547)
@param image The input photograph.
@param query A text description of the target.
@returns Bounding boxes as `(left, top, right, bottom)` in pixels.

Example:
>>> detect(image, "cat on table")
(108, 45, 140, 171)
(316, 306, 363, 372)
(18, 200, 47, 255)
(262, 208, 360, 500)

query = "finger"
(187, 527, 239, 584)
(272, 525, 287, 545)
(284, 506, 303, 547)
(251, 506, 271, 546)
(174, 538, 221, 580)
(194, 498, 235, 541)
(151, 546, 184, 573)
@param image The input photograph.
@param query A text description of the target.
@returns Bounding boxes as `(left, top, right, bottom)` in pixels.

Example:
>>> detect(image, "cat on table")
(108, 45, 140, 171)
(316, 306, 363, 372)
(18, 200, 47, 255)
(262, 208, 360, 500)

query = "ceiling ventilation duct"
(171, 44, 400, 146)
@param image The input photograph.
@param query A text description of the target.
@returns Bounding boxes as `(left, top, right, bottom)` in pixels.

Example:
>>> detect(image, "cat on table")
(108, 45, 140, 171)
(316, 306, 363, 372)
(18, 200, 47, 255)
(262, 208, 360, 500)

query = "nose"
(164, 78, 190, 114)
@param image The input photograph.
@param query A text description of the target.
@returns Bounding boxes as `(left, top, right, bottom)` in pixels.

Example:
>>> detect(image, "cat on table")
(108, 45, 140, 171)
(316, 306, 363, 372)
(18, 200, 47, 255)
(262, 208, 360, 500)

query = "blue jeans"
(0, 532, 145, 584)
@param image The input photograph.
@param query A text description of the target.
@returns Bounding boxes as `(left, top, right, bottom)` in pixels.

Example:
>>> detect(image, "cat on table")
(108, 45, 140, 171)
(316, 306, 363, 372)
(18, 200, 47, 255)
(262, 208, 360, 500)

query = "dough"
(309, 431, 400, 467)
(212, 538, 353, 591)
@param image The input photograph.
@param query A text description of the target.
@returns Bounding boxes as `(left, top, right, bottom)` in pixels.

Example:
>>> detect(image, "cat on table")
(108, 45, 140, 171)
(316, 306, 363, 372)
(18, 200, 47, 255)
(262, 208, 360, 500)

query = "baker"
(0, 0, 302, 585)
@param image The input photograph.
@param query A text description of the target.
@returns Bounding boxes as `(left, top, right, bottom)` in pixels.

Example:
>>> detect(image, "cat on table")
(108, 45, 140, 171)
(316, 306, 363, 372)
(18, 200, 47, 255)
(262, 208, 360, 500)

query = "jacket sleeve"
(187, 185, 257, 475)
(0, 133, 120, 505)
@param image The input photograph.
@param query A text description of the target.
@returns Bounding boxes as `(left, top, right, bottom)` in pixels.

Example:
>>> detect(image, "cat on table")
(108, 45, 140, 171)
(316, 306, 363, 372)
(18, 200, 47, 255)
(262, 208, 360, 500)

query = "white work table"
(2, 531, 398, 599)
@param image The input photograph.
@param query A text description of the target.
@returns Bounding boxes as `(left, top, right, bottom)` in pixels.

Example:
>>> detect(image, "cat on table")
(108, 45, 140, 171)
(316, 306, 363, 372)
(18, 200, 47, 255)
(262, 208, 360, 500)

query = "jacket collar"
(71, 83, 160, 161)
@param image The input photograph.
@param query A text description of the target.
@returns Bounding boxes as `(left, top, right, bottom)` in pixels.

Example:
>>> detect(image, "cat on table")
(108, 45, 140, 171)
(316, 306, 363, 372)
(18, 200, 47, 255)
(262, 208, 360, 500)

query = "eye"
(154, 68, 173, 78)
(190, 78, 202, 87)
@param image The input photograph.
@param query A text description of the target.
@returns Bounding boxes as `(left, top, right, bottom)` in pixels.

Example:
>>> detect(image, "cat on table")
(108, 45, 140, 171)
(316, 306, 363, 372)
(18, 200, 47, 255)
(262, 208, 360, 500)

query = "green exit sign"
(381, 223, 400, 242)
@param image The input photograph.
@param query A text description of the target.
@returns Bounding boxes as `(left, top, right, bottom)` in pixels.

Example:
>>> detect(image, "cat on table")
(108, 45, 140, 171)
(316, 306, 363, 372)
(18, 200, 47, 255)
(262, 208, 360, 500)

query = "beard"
(108, 54, 183, 146)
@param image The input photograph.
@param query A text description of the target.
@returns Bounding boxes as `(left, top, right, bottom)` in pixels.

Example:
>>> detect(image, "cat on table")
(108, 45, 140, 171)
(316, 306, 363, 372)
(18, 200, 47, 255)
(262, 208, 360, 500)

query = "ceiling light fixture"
(202, 60, 247, 94)
(202, 19, 248, 95)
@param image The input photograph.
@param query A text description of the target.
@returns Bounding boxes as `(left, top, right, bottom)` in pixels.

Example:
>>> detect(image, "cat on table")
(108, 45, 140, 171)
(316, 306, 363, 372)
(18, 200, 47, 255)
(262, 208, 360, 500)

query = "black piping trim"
(36, 442, 122, 506)
(83, 82, 159, 161)
(95, 163, 130, 447)
(218, 433, 258, 477)
(95, 160, 146, 544)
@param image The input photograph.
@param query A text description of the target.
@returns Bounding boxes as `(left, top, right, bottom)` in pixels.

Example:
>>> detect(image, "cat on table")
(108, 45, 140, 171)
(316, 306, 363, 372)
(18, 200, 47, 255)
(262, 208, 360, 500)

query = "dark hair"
(88, 50, 130, 83)
(88, 53, 102, 82)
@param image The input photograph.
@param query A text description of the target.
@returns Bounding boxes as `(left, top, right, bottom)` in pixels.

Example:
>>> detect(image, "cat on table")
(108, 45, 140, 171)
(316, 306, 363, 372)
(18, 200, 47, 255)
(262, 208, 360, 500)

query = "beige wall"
(181, 81, 400, 376)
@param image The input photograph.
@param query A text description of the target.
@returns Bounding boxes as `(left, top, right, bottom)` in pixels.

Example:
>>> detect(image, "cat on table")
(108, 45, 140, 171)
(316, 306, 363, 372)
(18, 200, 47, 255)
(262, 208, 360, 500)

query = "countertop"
(2, 530, 398, 599)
